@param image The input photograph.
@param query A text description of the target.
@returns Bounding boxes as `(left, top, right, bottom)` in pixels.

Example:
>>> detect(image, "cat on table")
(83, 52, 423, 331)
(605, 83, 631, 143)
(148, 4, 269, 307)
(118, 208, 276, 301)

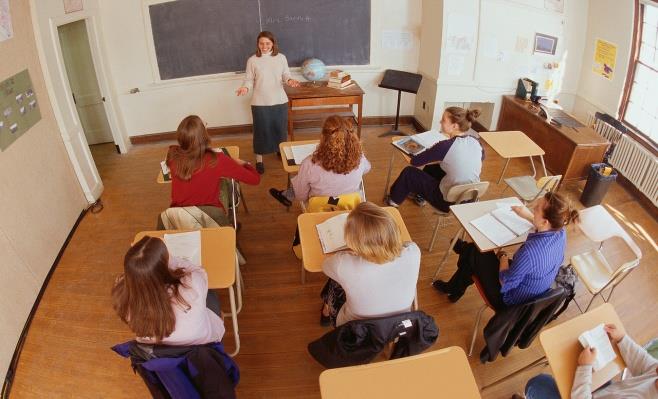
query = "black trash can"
(580, 163, 617, 206)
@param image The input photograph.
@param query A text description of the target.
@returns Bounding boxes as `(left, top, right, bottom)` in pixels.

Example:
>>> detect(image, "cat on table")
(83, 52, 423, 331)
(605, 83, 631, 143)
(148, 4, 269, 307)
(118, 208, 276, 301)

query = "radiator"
(609, 134, 658, 206)
(587, 112, 624, 144)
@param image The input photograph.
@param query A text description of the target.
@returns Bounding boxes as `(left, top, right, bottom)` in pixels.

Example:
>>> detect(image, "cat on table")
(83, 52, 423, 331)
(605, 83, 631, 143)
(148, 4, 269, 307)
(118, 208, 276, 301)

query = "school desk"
(497, 96, 609, 181)
(284, 81, 364, 140)
(133, 227, 242, 356)
(479, 131, 548, 184)
(432, 197, 528, 280)
(540, 303, 627, 399)
(319, 346, 481, 399)
(297, 207, 411, 281)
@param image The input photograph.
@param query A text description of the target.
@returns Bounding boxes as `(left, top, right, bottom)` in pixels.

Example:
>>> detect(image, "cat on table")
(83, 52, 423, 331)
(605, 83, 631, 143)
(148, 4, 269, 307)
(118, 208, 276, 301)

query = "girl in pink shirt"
(112, 236, 225, 346)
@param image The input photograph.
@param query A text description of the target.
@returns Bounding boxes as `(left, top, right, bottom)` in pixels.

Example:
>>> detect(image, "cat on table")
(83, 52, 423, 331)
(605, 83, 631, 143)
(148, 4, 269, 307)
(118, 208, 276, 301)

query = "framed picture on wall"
(534, 33, 558, 55)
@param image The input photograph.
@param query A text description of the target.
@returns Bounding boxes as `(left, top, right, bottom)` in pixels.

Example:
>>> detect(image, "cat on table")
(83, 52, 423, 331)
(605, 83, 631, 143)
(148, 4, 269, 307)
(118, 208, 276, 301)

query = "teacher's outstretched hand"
(236, 86, 249, 96)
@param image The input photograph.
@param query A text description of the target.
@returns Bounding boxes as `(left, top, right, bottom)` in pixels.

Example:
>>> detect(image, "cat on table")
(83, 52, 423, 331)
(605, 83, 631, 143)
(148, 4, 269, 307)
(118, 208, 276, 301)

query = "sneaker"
(320, 312, 331, 327)
(452, 238, 466, 255)
(385, 196, 399, 208)
(412, 194, 427, 207)
(256, 161, 265, 174)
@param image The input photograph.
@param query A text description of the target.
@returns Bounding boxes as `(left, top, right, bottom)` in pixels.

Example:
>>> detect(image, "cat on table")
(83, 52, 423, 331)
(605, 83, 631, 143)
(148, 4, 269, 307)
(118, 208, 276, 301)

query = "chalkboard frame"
(142, 0, 372, 83)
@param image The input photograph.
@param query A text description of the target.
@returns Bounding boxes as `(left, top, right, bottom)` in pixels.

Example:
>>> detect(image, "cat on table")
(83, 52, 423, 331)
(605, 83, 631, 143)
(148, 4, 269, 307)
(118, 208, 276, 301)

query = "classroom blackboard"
(149, 0, 370, 80)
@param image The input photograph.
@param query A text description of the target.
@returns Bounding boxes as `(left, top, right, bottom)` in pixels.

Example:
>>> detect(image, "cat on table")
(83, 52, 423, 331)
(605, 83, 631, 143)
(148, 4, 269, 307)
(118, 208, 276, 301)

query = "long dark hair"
(166, 115, 216, 180)
(112, 236, 189, 342)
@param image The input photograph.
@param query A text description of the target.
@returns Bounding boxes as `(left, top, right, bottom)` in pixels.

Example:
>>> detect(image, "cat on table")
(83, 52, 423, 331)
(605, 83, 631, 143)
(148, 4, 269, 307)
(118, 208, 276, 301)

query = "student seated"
(433, 192, 578, 309)
(387, 107, 483, 210)
(159, 115, 260, 228)
(320, 202, 421, 326)
(269, 115, 371, 207)
(518, 324, 658, 399)
(112, 236, 224, 346)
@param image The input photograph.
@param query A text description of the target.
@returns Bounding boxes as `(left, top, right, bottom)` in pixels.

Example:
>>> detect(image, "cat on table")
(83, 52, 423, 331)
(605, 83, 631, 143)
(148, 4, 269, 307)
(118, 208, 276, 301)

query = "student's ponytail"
(445, 106, 481, 132)
(542, 192, 579, 229)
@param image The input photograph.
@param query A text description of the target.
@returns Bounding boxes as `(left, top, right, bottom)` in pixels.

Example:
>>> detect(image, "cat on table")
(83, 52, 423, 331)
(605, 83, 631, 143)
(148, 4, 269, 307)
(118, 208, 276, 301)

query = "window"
(621, 1, 658, 146)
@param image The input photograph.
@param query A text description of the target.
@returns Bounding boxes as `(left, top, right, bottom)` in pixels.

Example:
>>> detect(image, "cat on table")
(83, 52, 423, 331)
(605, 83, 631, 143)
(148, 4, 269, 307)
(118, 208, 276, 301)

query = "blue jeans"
(525, 374, 560, 399)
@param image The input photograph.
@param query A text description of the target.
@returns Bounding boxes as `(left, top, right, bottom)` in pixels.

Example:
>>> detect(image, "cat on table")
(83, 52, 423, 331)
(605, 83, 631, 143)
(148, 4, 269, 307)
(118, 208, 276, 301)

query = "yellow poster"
(593, 38, 617, 80)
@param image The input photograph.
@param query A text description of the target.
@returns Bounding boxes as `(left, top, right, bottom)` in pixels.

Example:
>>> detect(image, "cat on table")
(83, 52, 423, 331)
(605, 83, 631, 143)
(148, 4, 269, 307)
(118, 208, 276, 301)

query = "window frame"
(619, 0, 658, 155)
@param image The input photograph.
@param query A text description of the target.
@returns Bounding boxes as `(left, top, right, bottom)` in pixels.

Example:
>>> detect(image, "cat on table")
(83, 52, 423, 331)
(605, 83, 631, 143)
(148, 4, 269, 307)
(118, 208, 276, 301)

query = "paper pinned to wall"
(0, 0, 12, 42)
(515, 36, 530, 53)
(446, 54, 465, 76)
(64, 0, 84, 14)
(446, 12, 476, 53)
(592, 38, 617, 80)
(382, 29, 414, 50)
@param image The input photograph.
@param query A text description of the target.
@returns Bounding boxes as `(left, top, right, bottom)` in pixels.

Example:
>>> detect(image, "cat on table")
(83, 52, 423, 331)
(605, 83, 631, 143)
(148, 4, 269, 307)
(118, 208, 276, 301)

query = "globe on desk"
(301, 58, 326, 83)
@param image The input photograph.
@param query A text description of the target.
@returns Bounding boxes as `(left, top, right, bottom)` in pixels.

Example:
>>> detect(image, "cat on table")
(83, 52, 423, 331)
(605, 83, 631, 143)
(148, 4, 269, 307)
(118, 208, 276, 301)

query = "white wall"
(94, 0, 422, 136)
(415, 0, 589, 130)
(572, 0, 634, 121)
(414, 0, 443, 129)
(0, 0, 87, 378)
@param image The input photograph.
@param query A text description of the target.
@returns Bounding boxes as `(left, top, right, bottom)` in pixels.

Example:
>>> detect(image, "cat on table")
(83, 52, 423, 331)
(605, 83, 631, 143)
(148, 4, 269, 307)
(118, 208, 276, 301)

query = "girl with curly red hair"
(269, 115, 370, 206)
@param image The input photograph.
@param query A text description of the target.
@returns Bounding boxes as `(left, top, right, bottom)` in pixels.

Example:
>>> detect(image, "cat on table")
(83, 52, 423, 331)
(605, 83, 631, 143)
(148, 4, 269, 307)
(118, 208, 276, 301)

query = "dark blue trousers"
(390, 165, 451, 212)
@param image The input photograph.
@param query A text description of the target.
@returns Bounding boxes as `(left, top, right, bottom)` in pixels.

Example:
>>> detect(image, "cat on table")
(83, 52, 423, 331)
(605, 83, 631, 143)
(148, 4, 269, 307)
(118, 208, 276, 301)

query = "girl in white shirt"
(320, 202, 421, 327)
(237, 31, 300, 174)
(112, 236, 225, 346)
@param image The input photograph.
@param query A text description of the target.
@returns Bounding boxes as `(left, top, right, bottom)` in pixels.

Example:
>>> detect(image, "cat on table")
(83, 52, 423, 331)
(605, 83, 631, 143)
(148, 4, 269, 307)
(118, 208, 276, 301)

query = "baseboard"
(2, 208, 89, 398)
(130, 115, 419, 144)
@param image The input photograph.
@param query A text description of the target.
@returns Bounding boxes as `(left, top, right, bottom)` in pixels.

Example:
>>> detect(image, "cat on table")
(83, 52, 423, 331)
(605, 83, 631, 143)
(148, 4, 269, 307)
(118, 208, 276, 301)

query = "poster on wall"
(0, 0, 13, 42)
(544, 0, 564, 13)
(0, 70, 42, 151)
(592, 38, 617, 80)
(64, 0, 84, 14)
(445, 13, 476, 53)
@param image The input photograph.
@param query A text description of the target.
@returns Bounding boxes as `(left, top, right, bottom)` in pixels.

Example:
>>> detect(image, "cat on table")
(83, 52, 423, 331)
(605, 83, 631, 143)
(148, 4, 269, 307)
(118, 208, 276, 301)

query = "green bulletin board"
(0, 69, 41, 151)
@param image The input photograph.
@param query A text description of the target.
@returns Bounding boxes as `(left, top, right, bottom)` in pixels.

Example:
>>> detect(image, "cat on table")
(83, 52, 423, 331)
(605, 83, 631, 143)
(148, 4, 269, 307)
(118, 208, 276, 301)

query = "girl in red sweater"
(159, 115, 260, 228)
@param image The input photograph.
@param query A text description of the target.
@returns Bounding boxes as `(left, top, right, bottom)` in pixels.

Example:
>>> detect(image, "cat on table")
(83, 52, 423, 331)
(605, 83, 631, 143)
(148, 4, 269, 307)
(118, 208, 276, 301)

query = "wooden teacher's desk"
(497, 95, 609, 181)
(284, 81, 364, 140)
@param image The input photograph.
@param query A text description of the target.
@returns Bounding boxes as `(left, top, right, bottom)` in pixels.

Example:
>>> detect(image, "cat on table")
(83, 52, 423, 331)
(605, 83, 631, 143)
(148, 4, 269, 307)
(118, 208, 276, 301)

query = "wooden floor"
(10, 125, 658, 398)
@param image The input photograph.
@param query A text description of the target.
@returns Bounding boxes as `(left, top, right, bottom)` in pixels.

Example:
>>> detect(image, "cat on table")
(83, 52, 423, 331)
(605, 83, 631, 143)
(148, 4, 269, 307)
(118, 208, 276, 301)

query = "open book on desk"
(579, 324, 617, 371)
(284, 143, 319, 165)
(470, 205, 534, 247)
(392, 129, 447, 156)
(316, 213, 349, 254)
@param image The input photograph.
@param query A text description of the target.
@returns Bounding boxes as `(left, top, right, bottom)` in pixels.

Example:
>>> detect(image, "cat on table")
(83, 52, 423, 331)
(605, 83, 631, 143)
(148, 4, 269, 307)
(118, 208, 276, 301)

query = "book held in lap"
(392, 129, 447, 156)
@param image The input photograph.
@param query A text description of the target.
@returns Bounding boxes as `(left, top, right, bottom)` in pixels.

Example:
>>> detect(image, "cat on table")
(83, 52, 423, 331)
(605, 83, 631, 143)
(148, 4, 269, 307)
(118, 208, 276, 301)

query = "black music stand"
(378, 69, 423, 137)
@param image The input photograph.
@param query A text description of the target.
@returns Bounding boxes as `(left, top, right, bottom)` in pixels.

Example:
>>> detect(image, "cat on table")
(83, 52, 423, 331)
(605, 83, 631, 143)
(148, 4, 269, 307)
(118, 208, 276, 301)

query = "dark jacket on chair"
(112, 341, 239, 399)
(480, 287, 568, 363)
(308, 310, 439, 368)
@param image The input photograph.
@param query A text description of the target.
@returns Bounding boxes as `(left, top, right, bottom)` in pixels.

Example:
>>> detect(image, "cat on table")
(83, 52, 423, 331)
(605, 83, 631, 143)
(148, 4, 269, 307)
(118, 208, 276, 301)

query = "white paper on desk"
(164, 231, 201, 266)
(291, 143, 318, 165)
(282, 146, 294, 162)
(491, 207, 534, 236)
(160, 160, 170, 175)
(470, 213, 517, 247)
(578, 324, 617, 371)
(316, 213, 349, 254)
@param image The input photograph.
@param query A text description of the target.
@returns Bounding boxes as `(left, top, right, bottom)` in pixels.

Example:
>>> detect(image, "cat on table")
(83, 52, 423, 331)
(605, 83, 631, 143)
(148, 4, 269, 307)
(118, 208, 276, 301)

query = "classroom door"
(57, 20, 113, 145)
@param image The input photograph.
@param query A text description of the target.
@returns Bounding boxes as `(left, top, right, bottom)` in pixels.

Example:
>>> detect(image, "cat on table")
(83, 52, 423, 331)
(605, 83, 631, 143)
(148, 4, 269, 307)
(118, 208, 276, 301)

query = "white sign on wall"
(0, 0, 13, 42)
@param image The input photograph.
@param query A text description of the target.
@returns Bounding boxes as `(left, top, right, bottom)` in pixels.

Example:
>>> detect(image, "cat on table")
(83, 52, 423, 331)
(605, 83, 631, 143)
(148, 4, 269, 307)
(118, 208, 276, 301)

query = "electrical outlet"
(422, 101, 426, 110)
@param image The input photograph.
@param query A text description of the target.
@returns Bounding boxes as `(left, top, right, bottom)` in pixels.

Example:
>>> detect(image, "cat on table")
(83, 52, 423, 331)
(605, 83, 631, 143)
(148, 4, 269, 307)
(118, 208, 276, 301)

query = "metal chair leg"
(428, 216, 443, 252)
(227, 285, 240, 357)
(383, 149, 396, 201)
(432, 228, 463, 281)
(584, 293, 600, 313)
(469, 304, 488, 356)
(236, 183, 249, 213)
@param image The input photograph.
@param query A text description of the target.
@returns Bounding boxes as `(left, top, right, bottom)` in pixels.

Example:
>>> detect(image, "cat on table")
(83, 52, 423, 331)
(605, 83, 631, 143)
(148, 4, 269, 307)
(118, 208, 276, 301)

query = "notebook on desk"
(316, 213, 349, 254)
(470, 204, 534, 247)
(284, 143, 318, 165)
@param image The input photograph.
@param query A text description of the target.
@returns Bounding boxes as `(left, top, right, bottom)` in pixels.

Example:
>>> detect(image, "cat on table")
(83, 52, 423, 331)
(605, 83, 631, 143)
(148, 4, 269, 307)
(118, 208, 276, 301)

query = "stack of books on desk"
(328, 70, 353, 89)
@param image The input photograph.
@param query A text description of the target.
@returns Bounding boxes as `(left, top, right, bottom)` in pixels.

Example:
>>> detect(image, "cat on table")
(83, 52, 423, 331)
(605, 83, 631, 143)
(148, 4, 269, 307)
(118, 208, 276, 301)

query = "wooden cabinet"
(496, 96, 609, 181)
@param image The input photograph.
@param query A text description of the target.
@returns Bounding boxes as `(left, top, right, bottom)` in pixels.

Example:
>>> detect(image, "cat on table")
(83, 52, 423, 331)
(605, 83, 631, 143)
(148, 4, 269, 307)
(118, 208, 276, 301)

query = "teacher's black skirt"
(251, 103, 288, 155)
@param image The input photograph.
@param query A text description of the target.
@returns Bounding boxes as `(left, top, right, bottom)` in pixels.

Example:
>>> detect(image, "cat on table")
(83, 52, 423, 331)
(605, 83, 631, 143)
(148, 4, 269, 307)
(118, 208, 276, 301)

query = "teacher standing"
(236, 31, 300, 174)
